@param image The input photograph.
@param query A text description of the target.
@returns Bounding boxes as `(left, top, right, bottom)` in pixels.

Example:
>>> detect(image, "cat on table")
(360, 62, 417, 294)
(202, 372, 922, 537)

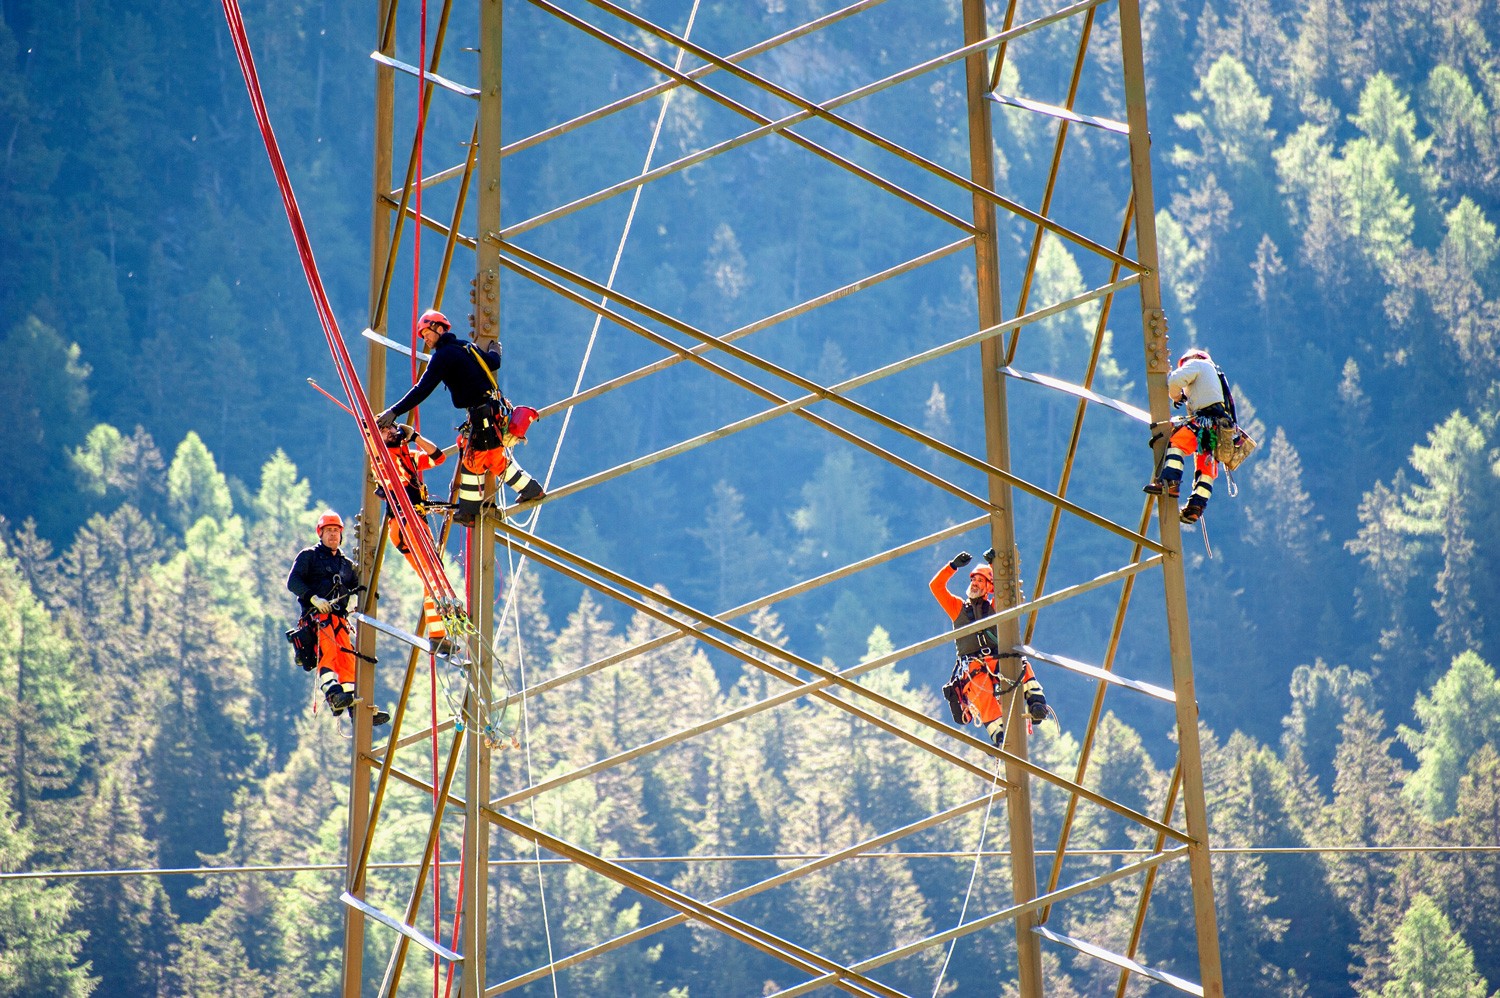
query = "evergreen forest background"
(3, 0, 1500, 994)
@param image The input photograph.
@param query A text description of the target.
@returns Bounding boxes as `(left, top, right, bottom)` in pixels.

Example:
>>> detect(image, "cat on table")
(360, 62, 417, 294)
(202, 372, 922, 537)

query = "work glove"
(310, 595, 333, 614)
(949, 551, 971, 570)
(517, 479, 545, 503)
(376, 408, 398, 429)
(983, 548, 996, 564)
(1171, 394, 1185, 409)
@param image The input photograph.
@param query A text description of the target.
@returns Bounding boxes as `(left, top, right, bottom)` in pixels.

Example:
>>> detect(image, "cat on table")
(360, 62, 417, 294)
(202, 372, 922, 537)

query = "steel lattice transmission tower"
(340, 1, 1226, 995)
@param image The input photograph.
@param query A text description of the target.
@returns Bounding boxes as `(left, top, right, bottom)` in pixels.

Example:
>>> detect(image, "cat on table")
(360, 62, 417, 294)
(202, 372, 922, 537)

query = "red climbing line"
(219, 0, 462, 619)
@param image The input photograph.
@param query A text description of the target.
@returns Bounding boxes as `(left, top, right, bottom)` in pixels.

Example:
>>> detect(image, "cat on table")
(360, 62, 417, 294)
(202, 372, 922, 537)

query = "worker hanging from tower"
(929, 548, 1048, 747)
(286, 511, 389, 725)
(376, 309, 544, 526)
(1144, 347, 1239, 524)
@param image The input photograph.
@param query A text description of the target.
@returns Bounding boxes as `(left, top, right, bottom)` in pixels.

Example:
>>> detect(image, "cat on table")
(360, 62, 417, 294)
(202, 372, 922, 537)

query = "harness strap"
(466, 342, 498, 392)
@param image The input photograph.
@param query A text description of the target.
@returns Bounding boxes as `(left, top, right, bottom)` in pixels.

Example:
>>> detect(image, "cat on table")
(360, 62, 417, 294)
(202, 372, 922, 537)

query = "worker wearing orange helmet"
(929, 549, 1047, 747)
(374, 309, 543, 526)
(1144, 347, 1236, 524)
(378, 424, 452, 652)
(286, 511, 388, 725)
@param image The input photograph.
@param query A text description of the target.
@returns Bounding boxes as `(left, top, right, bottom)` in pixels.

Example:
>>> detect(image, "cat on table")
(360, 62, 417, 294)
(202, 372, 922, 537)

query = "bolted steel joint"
(1145, 309, 1171, 374)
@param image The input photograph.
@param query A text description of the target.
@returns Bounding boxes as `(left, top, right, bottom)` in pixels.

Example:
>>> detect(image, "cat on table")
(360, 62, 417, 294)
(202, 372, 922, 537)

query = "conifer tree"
(1439, 745, 1500, 989)
(1364, 894, 1490, 998)
(0, 535, 87, 830)
(0, 788, 95, 998)
(1399, 651, 1500, 821)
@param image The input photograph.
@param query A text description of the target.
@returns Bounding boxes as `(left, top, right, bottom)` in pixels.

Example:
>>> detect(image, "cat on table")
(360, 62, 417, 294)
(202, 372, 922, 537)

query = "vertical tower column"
(342, 2, 399, 994)
(1117, 0, 1225, 994)
(959, 1, 1044, 993)
(462, 0, 503, 991)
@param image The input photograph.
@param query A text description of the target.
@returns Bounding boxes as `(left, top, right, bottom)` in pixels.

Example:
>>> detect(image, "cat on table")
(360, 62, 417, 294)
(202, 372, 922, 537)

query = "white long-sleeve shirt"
(1166, 356, 1225, 415)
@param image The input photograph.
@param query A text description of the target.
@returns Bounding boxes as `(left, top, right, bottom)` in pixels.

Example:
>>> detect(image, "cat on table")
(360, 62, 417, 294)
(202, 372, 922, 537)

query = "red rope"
(219, 0, 461, 620)
(412, 11, 443, 996)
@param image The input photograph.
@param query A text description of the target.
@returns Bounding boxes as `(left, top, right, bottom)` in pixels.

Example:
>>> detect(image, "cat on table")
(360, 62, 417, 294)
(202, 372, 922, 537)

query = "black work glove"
(1172, 395, 1185, 409)
(983, 548, 996, 564)
(517, 479, 545, 503)
(949, 551, 971, 570)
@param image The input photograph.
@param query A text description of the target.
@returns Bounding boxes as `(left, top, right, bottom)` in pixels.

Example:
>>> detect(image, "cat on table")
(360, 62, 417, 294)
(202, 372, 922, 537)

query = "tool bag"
(1214, 421, 1258, 471)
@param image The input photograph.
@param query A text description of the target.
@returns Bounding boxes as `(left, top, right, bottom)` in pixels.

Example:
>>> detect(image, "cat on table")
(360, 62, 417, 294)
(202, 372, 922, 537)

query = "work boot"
(1142, 479, 1180, 497)
(326, 687, 355, 713)
(1026, 692, 1049, 723)
(372, 705, 390, 726)
(430, 636, 455, 658)
(452, 508, 476, 527)
(1179, 499, 1207, 524)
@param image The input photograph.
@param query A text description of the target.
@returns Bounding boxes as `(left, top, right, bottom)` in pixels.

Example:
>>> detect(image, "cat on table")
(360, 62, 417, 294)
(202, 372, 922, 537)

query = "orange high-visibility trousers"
(314, 611, 356, 685)
(958, 657, 1004, 726)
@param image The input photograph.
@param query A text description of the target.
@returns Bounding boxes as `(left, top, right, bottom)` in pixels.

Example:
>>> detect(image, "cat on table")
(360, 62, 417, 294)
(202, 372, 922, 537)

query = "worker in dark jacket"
(375, 310, 501, 424)
(375, 309, 542, 525)
(286, 511, 387, 725)
(929, 549, 1047, 746)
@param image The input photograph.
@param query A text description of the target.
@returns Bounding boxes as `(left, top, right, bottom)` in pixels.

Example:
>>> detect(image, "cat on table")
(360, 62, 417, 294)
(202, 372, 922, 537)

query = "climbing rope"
(220, 0, 463, 630)
(930, 756, 1005, 997)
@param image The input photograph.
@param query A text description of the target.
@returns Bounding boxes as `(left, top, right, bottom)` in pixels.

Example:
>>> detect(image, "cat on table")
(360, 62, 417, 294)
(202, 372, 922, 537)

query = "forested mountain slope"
(3, 0, 1500, 994)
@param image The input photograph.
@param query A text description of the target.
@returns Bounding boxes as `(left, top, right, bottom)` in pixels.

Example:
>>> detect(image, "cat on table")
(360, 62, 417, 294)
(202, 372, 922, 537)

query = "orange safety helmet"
(417, 309, 451, 335)
(968, 563, 994, 594)
(316, 511, 345, 535)
(507, 405, 539, 441)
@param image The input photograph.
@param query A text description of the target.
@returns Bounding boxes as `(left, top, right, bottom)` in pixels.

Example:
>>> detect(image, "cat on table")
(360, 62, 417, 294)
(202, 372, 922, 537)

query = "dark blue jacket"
(386, 331, 501, 418)
(286, 543, 359, 614)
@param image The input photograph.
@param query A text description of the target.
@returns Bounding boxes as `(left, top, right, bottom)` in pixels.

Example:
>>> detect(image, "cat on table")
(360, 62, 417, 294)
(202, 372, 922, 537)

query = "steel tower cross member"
(463, 0, 503, 993)
(1117, 0, 1226, 994)
(960, 1, 1045, 993)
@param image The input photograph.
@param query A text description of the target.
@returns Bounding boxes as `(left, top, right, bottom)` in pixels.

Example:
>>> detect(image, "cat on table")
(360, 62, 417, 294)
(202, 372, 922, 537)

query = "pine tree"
(66, 759, 179, 998)
(1347, 474, 1422, 661)
(0, 317, 93, 538)
(0, 534, 87, 830)
(1392, 413, 1487, 658)
(1439, 745, 1500, 989)
(1365, 894, 1490, 998)
(686, 480, 777, 612)
(1281, 660, 1375, 795)
(1399, 651, 1500, 821)
(1327, 699, 1421, 993)
(0, 787, 95, 998)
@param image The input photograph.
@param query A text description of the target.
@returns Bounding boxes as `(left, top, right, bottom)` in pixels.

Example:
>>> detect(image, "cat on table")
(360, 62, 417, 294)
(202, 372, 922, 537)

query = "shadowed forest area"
(3, 0, 1500, 994)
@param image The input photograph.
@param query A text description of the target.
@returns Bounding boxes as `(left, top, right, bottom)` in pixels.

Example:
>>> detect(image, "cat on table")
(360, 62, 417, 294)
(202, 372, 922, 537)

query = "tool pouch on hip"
(467, 399, 502, 451)
(941, 680, 968, 724)
(1215, 422, 1258, 470)
(286, 618, 317, 671)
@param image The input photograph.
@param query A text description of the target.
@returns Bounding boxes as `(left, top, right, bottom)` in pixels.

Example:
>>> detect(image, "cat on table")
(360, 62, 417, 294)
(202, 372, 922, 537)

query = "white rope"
(502, 534, 562, 998)
(492, 2, 705, 989)
(930, 756, 1004, 997)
